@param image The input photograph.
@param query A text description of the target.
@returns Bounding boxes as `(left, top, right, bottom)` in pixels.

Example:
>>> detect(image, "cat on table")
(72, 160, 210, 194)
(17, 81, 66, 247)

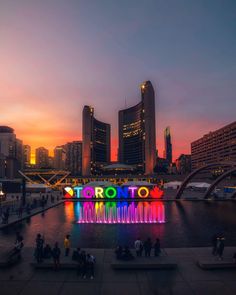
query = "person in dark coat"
(43, 244, 52, 259)
(81, 251, 87, 279)
(217, 236, 225, 260)
(154, 238, 161, 257)
(115, 246, 123, 260)
(35, 234, 44, 263)
(144, 238, 152, 257)
(52, 242, 61, 270)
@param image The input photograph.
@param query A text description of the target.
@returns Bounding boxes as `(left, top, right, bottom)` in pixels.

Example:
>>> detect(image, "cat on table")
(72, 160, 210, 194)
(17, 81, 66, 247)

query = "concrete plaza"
(0, 246, 236, 295)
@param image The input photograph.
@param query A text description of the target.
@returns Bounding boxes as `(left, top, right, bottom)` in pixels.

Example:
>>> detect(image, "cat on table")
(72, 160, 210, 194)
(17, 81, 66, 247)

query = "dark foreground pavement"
(0, 246, 236, 295)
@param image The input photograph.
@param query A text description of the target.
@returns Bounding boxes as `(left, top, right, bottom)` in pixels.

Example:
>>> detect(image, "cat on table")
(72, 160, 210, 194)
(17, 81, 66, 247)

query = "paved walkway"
(0, 246, 236, 295)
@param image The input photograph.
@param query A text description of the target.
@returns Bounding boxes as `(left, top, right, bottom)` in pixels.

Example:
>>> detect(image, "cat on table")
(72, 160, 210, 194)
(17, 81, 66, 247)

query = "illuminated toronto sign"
(63, 185, 164, 199)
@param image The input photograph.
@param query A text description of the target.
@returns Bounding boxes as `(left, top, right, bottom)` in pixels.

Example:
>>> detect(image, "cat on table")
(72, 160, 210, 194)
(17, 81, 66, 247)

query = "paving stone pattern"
(0, 247, 236, 295)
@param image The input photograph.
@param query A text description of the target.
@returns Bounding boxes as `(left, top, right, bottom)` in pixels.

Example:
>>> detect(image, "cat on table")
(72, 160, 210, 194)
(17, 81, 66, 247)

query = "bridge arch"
(175, 162, 236, 199)
(203, 167, 236, 199)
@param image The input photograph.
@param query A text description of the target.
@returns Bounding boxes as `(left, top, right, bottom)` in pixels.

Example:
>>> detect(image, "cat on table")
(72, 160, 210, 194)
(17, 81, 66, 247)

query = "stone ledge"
(111, 260, 177, 270)
(197, 259, 236, 269)
(31, 262, 77, 269)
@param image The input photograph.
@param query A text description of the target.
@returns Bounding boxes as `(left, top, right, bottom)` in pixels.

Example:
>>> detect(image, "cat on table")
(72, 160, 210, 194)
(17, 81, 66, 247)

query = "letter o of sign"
(104, 187, 117, 198)
(137, 187, 149, 198)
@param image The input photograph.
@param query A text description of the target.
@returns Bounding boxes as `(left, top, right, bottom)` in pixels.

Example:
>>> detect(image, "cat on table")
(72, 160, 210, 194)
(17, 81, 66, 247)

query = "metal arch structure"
(203, 167, 236, 199)
(18, 170, 71, 189)
(175, 162, 236, 199)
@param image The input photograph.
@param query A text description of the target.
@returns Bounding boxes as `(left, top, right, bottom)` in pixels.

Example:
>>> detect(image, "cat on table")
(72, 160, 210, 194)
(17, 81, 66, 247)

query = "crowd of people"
(115, 237, 161, 260)
(34, 233, 96, 279)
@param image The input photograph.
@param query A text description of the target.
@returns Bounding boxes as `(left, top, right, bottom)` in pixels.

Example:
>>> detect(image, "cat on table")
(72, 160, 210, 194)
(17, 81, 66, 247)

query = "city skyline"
(1, 1, 236, 162)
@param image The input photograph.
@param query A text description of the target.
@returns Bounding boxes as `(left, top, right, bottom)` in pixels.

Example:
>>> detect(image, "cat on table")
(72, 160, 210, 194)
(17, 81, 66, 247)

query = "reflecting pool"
(1, 200, 236, 248)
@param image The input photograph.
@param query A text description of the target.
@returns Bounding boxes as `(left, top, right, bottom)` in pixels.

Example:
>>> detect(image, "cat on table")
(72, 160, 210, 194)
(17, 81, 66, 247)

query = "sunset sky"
(0, 0, 236, 161)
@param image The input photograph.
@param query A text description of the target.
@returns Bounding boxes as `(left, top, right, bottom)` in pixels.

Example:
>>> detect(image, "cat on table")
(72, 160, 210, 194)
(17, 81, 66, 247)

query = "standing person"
(43, 244, 52, 259)
(81, 251, 87, 279)
(87, 253, 95, 279)
(15, 232, 24, 252)
(154, 238, 161, 257)
(144, 238, 152, 257)
(211, 233, 218, 256)
(115, 246, 123, 260)
(35, 233, 44, 263)
(64, 234, 71, 256)
(52, 242, 61, 270)
(74, 248, 83, 276)
(134, 238, 143, 257)
(217, 236, 225, 260)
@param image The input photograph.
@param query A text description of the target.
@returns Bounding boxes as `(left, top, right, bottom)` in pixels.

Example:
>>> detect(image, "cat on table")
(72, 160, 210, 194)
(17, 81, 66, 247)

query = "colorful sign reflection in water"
(73, 201, 165, 224)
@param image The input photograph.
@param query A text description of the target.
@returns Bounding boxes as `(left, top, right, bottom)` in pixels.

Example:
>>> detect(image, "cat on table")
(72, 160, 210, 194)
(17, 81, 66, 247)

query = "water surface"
(1, 200, 236, 248)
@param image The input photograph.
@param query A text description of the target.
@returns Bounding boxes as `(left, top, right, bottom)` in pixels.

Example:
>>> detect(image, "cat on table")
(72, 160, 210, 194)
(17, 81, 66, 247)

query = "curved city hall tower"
(118, 81, 156, 174)
(82, 106, 111, 176)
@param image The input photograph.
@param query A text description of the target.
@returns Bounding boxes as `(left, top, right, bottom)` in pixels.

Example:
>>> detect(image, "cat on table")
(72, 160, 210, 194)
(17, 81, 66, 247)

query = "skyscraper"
(175, 154, 191, 174)
(0, 126, 16, 157)
(164, 126, 172, 164)
(118, 81, 156, 174)
(0, 126, 23, 178)
(23, 145, 31, 168)
(82, 106, 111, 176)
(191, 121, 236, 170)
(54, 146, 66, 170)
(65, 141, 82, 176)
(35, 147, 49, 169)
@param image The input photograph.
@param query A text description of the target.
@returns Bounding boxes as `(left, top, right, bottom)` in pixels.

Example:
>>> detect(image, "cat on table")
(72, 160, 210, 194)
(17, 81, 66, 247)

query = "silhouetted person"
(144, 238, 152, 257)
(81, 251, 87, 278)
(35, 233, 44, 263)
(217, 236, 225, 260)
(72, 248, 83, 276)
(134, 238, 143, 257)
(115, 246, 123, 260)
(154, 238, 161, 257)
(87, 253, 95, 279)
(14, 232, 24, 253)
(64, 234, 70, 256)
(52, 242, 61, 270)
(43, 244, 52, 259)
(123, 246, 134, 261)
(72, 247, 81, 261)
(2, 211, 9, 224)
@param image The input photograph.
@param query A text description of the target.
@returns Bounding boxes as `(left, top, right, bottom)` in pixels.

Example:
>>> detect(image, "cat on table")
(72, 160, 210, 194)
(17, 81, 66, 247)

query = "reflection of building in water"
(75, 201, 165, 224)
